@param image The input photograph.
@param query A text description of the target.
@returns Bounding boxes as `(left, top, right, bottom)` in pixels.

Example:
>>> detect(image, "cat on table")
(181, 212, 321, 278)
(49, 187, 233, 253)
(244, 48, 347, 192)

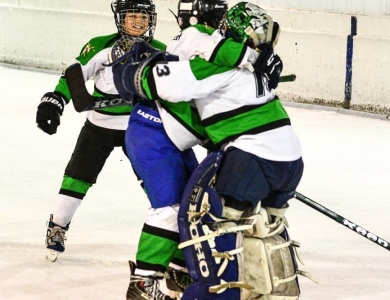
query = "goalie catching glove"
(36, 91, 66, 135)
(108, 36, 178, 103)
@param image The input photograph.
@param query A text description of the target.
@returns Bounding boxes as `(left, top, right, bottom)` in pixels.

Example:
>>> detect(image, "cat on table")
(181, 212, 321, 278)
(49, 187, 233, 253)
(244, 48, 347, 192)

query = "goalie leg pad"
(178, 151, 225, 282)
(250, 206, 289, 239)
(182, 282, 240, 300)
(178, 151, 248, 299)
(242, 206, 300, 299)
(243, 235, 300, 300)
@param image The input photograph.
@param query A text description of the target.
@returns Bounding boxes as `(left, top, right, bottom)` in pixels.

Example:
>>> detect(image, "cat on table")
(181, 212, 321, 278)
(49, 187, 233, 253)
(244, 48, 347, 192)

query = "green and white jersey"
(151, 25, 259, 151)
(168, 25, 259, 67)
(149, 57, 302, 161)
(55, 33, 166, 130)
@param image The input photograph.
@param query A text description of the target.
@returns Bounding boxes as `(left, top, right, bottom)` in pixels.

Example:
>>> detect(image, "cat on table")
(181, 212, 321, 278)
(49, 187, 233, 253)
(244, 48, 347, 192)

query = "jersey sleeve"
(145, 57, 235, 103)
(210, 38, 259, 68)
(150, 39, 167, 51)
(53, 33, 118, 102)
(167, 25, 258, 69)
(167, 26, 225, 61)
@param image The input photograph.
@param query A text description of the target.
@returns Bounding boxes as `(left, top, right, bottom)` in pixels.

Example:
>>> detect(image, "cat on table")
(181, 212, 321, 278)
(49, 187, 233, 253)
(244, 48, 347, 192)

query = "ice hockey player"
(108, 0, 283, 299)
(109, 1, 316, 299)
(37, 0, 165, 268)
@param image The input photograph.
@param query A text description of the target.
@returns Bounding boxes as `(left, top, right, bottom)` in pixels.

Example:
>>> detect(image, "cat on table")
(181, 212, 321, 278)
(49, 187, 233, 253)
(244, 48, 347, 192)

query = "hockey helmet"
(111, 0, 157, 41)
(226, 2, 280, 47)
(176, 0, 228, 30)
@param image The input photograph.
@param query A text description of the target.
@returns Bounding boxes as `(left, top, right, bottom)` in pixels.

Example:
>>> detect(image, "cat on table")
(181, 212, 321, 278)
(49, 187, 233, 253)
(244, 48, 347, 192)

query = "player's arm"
(173, 25, 258, 68)
(148, 57, 237, 102)
(36, 34, 118, 134)
(207, 36, 259, 68)
(116, 51, 234, 103)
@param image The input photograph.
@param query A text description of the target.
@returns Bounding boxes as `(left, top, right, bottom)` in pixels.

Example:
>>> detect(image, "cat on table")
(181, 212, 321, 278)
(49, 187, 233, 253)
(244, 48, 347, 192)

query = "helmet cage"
(111, 0, 157, 41)
(226, 2, 280, 47)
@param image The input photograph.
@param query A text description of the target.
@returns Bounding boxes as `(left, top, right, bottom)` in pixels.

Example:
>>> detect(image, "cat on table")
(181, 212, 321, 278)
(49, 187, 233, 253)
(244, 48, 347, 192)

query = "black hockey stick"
(66, 62, 297, 112)
(294, 191, 390, 252)
(279, 74, 296, 82)
(65, 63, 127, 112)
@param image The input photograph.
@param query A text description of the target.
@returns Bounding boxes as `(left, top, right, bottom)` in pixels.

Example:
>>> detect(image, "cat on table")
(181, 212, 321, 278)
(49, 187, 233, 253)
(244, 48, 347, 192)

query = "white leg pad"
(242, 236, 299, 300)
(250, 207, 288, 239)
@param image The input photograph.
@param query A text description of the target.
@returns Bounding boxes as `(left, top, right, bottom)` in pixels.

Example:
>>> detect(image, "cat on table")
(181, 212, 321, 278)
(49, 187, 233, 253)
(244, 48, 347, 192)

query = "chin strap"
(169, 9, 180, 28)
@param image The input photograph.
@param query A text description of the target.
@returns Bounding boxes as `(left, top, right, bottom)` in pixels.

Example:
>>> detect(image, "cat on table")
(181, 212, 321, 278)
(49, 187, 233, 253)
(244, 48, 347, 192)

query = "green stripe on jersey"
(211, 38, 247, 67)
(204, 99, 290, 145)
(189, 56, 235, 80)
(76, 33, 118, 65)
(190, 24, 216, 35)
(159, 100, 208, 140)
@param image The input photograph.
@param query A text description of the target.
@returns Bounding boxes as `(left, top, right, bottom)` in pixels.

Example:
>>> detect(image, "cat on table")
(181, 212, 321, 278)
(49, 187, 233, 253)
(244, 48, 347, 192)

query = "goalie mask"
(176, 0, 228, 30)
(226, 2, 280, 47)
(111, 0, 157, 41)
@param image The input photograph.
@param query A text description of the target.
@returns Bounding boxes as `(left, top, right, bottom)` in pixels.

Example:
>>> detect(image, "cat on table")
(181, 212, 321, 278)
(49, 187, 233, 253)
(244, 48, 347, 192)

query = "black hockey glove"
(36, 92, 66, 135)
(253, 43, 283, 90)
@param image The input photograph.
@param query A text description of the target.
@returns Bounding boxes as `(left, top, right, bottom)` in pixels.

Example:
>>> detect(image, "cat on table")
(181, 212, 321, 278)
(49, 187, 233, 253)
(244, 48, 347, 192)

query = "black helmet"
(111, 0, 157, 41)
(176, 0, 228, 30)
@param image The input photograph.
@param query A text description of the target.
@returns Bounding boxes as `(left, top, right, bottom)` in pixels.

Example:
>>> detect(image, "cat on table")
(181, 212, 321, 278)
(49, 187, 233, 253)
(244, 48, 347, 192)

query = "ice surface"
(1, 65, 389, 299)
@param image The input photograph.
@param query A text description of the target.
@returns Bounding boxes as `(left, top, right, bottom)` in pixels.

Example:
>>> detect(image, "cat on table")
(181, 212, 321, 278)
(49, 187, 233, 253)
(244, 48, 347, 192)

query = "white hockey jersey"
(150, 56, 302, 161)
(155, 25, 260, 151)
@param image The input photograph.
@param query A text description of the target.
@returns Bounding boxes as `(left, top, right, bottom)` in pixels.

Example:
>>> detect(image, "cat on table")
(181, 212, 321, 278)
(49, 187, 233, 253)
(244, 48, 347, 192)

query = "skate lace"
(131, 274, 167, 300)
(50, 227, 67, 243)
(144, 278, 166, 300)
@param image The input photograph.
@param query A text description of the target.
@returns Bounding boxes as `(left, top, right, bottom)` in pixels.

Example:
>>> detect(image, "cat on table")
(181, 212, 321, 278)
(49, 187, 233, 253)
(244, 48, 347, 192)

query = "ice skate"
(165, 267, 192, 295)
(45, 214, 69, 262)
(126, 261, 176, 300)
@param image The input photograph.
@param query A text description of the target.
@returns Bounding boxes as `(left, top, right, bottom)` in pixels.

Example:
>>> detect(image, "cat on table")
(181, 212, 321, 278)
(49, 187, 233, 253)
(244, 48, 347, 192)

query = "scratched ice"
(1, 65, 389, 300)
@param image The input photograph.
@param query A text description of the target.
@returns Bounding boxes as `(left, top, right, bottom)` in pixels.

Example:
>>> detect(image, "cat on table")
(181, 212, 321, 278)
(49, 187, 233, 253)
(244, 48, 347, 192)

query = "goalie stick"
(65, 63, 297, 112)
(294, 191, 390, 252)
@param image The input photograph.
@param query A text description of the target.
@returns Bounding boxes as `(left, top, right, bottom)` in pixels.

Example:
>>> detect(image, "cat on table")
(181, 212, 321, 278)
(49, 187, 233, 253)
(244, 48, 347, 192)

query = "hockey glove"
(254, 43, 283, 90)
(111, 39, 178, 100)
(36, 92, 66, 135)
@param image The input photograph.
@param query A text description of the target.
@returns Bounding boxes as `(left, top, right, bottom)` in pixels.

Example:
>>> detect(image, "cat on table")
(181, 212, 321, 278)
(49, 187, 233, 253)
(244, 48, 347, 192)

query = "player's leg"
(178, 151, 244, 300)
(125, 101, 197, 299)
(215, 148, 305, 299)
(179, 149, 305, 299)
(46, 120, 120, 261)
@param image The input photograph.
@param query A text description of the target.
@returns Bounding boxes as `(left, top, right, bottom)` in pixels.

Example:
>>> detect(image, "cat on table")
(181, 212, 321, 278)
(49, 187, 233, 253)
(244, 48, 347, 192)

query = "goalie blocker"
(178, 151, 316, 300)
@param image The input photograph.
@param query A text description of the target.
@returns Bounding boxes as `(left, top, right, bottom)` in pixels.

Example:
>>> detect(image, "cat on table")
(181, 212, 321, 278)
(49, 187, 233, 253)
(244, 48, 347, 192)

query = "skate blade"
(46, 249, 59, 262)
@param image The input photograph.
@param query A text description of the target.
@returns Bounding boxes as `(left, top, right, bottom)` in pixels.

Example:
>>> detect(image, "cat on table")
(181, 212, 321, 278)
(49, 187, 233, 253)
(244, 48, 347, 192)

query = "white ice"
(0, 65, 389, 300)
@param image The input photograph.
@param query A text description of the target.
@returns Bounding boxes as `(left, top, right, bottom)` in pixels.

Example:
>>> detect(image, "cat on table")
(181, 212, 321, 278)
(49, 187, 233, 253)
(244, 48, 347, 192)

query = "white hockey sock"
(52, 195, 82, 227)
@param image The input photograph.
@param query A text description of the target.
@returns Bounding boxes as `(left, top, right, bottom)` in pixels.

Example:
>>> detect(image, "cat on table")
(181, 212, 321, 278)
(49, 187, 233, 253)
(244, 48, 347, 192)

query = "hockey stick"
(279, 74, 296, 83)
(65, 63, 127, 112)
(66, 62, 297, 112)
(294, 191, 390, 252)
